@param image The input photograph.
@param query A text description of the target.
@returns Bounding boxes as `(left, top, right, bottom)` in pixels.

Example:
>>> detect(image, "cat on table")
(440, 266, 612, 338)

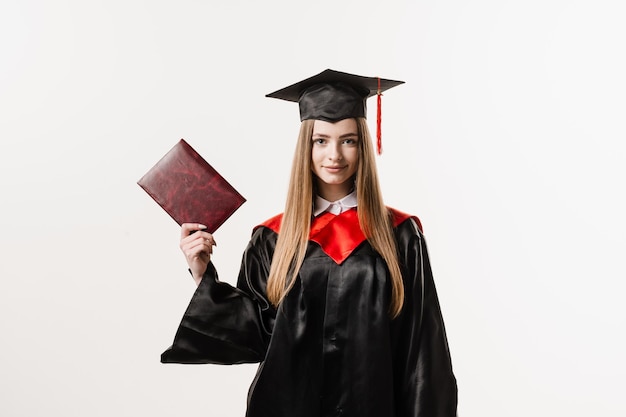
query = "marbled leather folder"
(138, 139, 246, 233)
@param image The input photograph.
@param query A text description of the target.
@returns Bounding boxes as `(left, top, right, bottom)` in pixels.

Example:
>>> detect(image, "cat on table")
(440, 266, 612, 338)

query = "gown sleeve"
(392, 218, 458, 417)
(160, 227, 277, 365)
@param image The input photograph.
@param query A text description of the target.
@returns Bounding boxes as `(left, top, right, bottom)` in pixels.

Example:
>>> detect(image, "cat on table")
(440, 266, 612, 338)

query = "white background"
(1, 1, 624, 416)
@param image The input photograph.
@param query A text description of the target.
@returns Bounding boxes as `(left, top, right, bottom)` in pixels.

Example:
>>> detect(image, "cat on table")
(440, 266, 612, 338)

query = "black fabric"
(161, 216, 457, 417)
(298, 83, 366, 122)
(265, 68, 404, 122)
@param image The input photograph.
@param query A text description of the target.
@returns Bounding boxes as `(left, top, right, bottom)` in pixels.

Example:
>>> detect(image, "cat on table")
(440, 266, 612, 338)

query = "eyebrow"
(312, 132, 359, 138)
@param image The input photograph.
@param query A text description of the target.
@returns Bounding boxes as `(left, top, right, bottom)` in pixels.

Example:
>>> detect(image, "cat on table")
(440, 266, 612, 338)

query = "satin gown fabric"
(161, 209, 457, 417)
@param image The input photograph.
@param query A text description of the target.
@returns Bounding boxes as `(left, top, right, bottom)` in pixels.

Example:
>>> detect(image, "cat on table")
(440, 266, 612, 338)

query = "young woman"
(162, 69, 458, 417)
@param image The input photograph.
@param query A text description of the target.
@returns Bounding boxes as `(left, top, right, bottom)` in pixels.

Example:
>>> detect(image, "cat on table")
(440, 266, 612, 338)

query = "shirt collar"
(313, 190, 358, 217)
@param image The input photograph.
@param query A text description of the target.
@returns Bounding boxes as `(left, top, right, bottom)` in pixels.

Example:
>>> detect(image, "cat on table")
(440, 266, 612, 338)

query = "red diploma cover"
(137, 139, 246, 233)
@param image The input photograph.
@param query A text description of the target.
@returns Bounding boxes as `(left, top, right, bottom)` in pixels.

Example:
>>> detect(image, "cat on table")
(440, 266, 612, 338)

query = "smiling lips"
(324, 165, 347, 172)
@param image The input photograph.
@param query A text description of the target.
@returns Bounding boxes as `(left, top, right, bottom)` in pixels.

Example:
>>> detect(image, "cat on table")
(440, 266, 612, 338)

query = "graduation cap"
(266, 69, 404, 154)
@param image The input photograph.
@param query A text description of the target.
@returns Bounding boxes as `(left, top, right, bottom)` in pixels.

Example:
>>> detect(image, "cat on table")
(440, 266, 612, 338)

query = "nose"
(328, 142, 343, 161)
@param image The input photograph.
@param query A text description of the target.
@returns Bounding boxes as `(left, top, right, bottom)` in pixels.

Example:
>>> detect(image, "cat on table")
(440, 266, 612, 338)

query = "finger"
(181, 223, 207, 239)
(180, 231, 216, 249)
(180, 229, 214, 250)
(183, 238, 215, 258)
(183, 245, 207, 262)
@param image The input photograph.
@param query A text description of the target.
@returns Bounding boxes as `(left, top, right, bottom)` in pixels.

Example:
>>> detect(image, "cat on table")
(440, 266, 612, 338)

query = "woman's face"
(310, 118, 359, 201)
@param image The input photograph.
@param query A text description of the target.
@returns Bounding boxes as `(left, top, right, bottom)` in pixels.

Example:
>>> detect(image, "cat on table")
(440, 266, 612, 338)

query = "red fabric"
(377, 77, 382, 155)
(309, 210, 365, 264)
(259, 212, 283, 233)
(389, 207, 423, 233)
(257, 208, 420, 265)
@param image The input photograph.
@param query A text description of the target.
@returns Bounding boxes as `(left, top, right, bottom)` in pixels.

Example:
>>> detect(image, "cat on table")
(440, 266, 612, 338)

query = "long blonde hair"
(266, 118, 404, 318)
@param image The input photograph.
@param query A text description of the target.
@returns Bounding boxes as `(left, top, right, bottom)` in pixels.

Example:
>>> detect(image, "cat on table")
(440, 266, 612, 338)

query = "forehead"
(312, 118, 358, 136)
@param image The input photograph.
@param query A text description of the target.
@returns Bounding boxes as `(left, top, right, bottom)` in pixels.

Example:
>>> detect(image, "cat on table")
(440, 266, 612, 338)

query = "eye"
(342, 138, 357, 145)
(313, 138, 326, 145)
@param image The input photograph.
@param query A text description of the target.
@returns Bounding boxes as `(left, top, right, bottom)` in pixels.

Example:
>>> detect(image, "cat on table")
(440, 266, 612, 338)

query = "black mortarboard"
(266, 69, 404, 154)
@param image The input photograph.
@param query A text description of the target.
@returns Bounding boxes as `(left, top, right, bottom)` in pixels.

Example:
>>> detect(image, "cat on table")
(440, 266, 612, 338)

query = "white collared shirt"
(313, 190, 358, 217)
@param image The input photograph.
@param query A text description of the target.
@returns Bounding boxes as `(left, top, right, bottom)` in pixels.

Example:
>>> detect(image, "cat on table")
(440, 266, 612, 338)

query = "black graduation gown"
(161, 208, 457, 417)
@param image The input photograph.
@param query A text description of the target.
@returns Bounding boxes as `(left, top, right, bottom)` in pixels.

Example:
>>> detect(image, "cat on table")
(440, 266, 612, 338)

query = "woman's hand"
(179, 223, 216, 285)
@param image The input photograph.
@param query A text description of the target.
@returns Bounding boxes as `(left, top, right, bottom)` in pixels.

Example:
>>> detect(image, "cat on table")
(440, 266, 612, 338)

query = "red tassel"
(376, 77, 382, 155)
